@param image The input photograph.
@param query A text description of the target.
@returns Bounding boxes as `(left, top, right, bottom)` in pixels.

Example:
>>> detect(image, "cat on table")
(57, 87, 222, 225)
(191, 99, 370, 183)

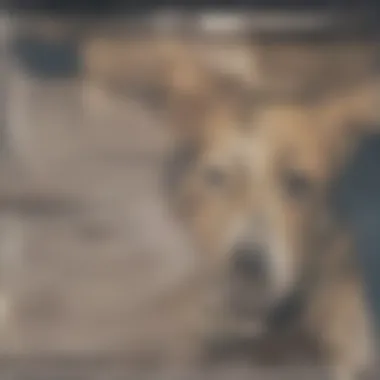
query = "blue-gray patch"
(331, 130, 380, 338)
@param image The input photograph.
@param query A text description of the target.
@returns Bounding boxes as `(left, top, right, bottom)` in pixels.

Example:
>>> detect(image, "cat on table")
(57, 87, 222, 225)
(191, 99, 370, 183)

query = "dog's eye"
(203, 166, 228, 188)
(283, 170, 313, 199)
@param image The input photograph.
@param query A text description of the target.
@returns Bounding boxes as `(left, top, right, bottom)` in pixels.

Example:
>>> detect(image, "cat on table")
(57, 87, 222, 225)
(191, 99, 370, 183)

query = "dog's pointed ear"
(163, 68, 215, 145)
(152, 42, 213, 144)
(324, 78, 380, 142)
(345, 79, 380, 136)
(161, 40, 260, 143)
(320, 41, 380, 137)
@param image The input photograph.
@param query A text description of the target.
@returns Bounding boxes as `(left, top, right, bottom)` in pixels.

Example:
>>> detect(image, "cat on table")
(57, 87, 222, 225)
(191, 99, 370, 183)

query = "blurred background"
(0, 1, 379, 379)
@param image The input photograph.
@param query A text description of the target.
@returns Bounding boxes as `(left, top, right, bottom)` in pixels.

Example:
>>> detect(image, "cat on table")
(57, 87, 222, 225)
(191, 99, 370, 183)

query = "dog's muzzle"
(228, 243, 273, 318)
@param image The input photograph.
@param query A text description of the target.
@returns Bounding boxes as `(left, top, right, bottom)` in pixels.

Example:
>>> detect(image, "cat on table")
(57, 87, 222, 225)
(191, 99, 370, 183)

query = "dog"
(164, 39, 379, 379)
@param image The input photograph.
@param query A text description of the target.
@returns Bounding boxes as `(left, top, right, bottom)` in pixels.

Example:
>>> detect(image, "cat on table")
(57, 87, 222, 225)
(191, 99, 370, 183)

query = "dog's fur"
(164, 40, 378, 379)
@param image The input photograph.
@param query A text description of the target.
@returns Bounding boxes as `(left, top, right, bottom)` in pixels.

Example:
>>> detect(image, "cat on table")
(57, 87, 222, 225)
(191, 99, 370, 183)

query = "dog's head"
(225, 82, 379, 315)
(165, 39, 379, 322)
(168, 88, 378, 310)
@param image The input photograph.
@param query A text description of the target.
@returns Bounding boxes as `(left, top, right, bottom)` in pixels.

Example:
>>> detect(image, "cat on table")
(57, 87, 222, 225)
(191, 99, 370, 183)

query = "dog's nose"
(232, 245, 267, 279)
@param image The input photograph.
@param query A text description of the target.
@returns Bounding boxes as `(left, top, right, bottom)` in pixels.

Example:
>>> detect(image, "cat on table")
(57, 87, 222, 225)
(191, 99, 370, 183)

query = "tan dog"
(165, 40, 378, 379)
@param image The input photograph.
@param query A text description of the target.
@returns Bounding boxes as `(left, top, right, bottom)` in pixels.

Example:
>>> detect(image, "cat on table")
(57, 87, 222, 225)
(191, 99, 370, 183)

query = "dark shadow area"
(5, 0, 380, 14)
(331, 132, 380, 334)
(11, 36, 81, 79)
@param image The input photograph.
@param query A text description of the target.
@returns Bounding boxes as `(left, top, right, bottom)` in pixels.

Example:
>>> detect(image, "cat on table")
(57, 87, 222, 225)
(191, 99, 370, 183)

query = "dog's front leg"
(306, 274, 374, 380)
